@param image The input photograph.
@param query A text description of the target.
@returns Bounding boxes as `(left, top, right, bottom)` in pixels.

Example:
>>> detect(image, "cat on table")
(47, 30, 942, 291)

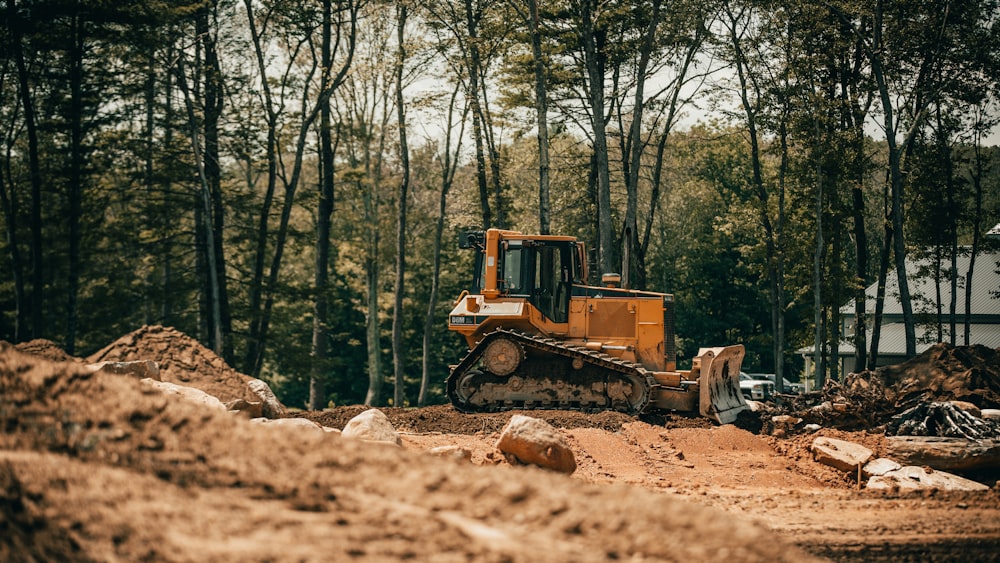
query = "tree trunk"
(392, 4, 410, 407)
(868, 192, 893, 370)
(65, 12, 84, 355)
(577, 0, 614, 275)
(311, 0, 337, 411)
(175, 53, 223, 360)
(464, 0, 492, 229)
(8, 0, 44, 340)
(421, 85, 466, 406)
(622, 0, 661, 289)
(0, 137, 26, 342)
(527, 0, 550, 234)
(964, 108, 987, 345)
(198, 3, 231, 361)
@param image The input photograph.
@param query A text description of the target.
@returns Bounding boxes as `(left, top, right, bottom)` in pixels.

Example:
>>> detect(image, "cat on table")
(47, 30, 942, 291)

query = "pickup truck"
(747, 373, 805, 395)
(739, 372, 774, 401)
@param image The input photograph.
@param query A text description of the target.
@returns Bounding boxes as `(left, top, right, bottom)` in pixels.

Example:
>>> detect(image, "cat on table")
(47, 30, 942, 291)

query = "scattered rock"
(225, 399, 263, 418)
(866, 465, 989, 492)
(771, 415, 802, 437)
(429, 445, 473, 462)
(811, 437, 873, 472)
(495, 415, 576, 474)
(250, 417, 324, 433)
(341, 409, 402, 446)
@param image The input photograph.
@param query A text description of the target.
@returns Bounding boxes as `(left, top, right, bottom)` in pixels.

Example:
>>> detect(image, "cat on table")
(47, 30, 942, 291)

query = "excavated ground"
(4, 327, 1000, 562)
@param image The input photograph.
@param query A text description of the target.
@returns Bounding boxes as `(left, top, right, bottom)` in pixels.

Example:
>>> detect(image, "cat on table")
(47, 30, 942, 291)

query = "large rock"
(811, 437, 873, 472)
(142, 379, 227, 411)
(247, 378, 287, 419)
(866, 465, 989, 492)
(495, 415, 576, 474)
(341, 409, 402, 446)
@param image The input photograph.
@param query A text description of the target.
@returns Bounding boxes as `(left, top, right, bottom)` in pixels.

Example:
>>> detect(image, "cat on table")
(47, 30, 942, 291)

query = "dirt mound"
(784, 344, 1000, 430)
(12, 339, 80, 363)
(0, 343, 812, 562)
(878, 343, 1000, 408)
(86, 324, 260, 405)
(300, 405, 647, 434)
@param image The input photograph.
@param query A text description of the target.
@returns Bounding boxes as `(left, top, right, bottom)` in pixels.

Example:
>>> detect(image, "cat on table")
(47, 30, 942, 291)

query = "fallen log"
(886, 436, 1000, 471)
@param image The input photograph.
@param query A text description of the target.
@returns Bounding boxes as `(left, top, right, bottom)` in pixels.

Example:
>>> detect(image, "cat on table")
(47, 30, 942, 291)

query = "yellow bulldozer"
(446, 228, 748, 424)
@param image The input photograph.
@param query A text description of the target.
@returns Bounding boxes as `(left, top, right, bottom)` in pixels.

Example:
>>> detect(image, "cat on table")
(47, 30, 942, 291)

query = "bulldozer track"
(446, 329, 657, 415)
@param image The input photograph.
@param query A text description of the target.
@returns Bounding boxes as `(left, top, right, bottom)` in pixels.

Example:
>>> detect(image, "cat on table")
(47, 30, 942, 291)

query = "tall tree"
(310, 0, 359, 409)
(392, 2, 411, 407)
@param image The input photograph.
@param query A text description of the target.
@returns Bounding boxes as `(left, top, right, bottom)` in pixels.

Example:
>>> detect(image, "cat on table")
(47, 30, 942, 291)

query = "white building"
(801, 247, 1000, 380)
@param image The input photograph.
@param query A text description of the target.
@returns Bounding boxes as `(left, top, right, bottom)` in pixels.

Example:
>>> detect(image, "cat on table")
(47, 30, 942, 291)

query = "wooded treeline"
(1, 0, 998, 407)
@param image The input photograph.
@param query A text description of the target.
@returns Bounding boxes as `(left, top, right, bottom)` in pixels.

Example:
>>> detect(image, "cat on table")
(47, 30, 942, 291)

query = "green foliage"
(1, 0, 998, 398)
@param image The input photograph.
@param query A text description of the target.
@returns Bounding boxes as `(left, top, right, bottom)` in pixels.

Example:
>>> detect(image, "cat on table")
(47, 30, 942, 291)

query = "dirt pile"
(0, 342, 815, 562)
(13, 338, 80, 363)
(86, 324, 261, 405)
(877, 344, 1000, 407)
(785, 343, 1000, 430)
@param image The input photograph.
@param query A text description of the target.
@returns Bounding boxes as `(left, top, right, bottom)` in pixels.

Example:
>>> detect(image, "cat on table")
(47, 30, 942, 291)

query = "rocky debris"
(87, 360, 161, 381)
(341, 408, 402, 446)
(141, 379, 228, 411)
(811, 435, 992, 490)
(886, 436, 1000, 471)
(429, 445, 473, 462)
(786, 344, 1000, 431)
(495, 415, 576, 474)
(887, 401, 1000, 440)
(866, 465, 989, 492)
(811, 436, 873, 472)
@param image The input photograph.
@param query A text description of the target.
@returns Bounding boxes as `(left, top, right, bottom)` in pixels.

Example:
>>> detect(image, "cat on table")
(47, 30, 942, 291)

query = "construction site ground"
(3, 327, 1000, 562)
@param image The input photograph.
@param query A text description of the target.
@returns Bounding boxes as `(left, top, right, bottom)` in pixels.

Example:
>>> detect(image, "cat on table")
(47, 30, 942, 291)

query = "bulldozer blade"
(697, 345, 747, 425)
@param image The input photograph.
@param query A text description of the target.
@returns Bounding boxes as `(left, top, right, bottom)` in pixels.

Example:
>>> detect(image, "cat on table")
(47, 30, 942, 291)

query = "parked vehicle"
(739, 372, 774, 401)
(747, 373, 805, 395)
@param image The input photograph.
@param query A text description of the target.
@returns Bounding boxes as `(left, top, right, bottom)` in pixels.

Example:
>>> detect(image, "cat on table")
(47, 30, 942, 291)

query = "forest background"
(0, 0, 998, 409)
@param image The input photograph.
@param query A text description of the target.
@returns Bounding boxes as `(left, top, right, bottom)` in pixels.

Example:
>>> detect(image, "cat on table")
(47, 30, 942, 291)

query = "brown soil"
(3, 327, 1000, 562)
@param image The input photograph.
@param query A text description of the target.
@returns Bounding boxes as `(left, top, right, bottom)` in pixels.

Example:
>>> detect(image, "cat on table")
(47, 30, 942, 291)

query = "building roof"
(840, 249, 1000, 317)
(833, 322, 1000, 356)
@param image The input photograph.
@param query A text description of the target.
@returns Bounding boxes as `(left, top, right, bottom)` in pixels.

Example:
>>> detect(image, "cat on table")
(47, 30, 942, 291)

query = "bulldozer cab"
(463, 230, 583, 324)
